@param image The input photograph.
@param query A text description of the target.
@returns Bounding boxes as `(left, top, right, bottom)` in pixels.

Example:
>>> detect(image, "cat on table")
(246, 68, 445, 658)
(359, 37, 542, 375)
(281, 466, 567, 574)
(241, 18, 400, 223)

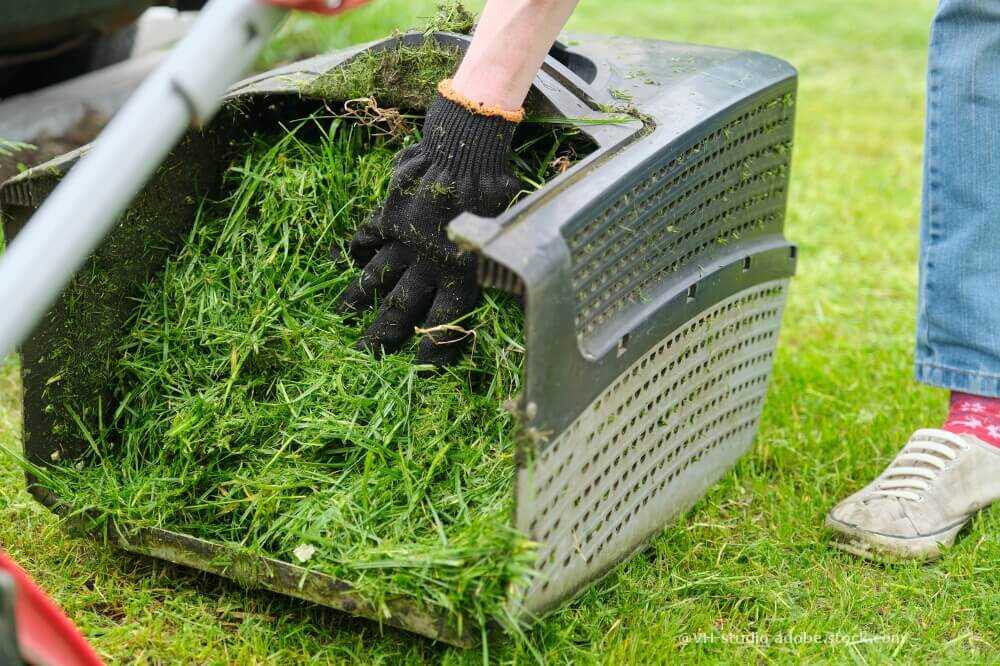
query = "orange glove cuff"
(437, 79, 525, 124)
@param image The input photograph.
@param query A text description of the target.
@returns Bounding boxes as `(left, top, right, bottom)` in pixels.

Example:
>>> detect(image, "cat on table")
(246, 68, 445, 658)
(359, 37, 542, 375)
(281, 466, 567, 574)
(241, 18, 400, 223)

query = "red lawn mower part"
(0, 550, 103, 666)
(260, 0, 372, 15)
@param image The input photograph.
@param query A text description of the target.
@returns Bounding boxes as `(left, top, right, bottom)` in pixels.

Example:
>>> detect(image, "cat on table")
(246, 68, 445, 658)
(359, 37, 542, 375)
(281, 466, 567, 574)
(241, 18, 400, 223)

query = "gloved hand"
(338, 81, 522, 367)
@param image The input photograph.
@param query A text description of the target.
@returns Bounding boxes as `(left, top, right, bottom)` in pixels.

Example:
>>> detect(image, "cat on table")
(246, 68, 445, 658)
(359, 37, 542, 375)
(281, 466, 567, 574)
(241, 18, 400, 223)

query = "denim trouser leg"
(916, 0, 1000, 397)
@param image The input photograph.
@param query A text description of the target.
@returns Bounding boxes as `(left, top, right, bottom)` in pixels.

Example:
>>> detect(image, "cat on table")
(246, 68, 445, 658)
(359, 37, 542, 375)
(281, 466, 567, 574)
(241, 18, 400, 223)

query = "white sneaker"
(826, 429, 1000, 561)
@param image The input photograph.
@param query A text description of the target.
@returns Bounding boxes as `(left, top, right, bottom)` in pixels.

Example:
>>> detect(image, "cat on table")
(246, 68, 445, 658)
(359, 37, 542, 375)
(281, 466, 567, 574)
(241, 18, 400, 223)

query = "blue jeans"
(916, 0, 1000, 397)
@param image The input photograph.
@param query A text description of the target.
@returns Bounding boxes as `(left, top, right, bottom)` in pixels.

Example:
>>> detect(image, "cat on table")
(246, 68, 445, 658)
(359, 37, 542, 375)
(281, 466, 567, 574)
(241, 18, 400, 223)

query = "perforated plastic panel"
(516, 279, 788, 614)
(567, 94, 793, 341)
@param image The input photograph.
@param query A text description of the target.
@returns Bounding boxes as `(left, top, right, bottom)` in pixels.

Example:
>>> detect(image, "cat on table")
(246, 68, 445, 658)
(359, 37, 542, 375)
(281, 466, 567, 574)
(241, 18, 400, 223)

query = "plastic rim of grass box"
(0, 32, 797, 647)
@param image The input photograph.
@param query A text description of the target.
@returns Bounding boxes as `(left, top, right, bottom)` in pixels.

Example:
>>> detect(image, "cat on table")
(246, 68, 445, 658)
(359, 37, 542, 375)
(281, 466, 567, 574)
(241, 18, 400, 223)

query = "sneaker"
(826, 428, 1000, 561)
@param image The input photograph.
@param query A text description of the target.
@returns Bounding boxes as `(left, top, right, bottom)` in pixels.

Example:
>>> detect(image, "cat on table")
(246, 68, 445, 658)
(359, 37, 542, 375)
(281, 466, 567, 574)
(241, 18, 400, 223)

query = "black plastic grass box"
(0, 32, 797, 646)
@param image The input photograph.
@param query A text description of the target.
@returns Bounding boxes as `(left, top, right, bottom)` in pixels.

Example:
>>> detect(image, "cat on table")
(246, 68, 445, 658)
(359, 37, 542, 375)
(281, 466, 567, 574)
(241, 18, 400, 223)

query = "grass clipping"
(37, 114, 585, 632)
(302, 3, 475, 111)
(304, 39, 462, 111)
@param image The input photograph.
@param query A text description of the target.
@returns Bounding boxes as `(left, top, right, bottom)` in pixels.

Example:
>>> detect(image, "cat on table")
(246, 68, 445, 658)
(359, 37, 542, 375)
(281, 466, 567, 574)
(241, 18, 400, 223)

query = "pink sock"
(942, 391, 1000, 447)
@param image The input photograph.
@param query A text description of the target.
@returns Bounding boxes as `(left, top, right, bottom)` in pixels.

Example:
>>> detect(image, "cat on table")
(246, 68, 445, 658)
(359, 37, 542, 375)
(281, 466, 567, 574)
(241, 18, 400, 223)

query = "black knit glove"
(338, 91, 521, 366)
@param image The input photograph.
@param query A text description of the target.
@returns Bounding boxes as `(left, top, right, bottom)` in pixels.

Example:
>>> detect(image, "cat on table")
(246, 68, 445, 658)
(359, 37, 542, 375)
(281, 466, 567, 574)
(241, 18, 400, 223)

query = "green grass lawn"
(7, 0, 998, 663)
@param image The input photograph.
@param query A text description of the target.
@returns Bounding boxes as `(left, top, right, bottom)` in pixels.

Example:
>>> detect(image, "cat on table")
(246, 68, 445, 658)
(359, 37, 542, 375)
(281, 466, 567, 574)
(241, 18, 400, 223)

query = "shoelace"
(871, 429, 970, 502)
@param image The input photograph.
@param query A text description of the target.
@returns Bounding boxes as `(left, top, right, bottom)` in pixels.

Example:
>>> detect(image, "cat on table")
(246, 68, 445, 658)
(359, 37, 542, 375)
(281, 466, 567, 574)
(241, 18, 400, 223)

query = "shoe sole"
(824, 514, 966, 563)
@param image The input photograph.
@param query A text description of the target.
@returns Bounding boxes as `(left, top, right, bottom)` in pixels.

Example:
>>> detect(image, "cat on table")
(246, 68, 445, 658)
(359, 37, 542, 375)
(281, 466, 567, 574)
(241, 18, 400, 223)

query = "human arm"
(452, 0, 580, 110)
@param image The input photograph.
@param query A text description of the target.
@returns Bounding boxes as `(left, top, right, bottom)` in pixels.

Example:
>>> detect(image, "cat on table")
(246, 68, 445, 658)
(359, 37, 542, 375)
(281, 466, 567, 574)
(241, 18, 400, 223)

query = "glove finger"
(328, 242, 351, 270)
(338, 244, 409, 314)
(348, 224, 383, 267)
(415, 283, 481, 367)
(357, 266, 437, 357)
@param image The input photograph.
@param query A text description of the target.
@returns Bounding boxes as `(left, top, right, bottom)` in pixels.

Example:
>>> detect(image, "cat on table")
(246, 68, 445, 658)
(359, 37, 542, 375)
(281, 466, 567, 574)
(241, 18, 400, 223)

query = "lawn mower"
(0, 0, 797, 649)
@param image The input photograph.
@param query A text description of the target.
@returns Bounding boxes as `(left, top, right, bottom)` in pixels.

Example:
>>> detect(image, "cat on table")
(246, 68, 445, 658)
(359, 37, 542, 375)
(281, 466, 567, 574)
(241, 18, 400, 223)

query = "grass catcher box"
(0, 32, 797, 646)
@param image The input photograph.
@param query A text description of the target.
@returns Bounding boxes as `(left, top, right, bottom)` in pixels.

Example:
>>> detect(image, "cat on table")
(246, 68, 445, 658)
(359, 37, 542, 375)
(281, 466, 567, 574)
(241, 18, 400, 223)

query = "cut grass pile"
(304, 40, 462, 111)
(300, 2, 474, 110)
(27, 112, 586, 633)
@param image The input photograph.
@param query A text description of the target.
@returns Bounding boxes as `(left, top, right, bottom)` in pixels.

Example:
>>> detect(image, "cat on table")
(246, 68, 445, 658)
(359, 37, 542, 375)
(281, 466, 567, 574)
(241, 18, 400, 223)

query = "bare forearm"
(451, 0, 579, 110)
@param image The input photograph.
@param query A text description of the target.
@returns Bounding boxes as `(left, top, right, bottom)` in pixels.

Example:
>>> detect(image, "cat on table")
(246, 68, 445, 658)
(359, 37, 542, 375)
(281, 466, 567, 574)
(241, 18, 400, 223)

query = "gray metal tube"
(0, 0, 284, 358)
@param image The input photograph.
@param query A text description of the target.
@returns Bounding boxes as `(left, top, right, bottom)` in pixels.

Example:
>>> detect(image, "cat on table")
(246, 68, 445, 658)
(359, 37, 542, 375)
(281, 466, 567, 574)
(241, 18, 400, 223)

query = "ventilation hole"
(687, 283, 698, 302)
